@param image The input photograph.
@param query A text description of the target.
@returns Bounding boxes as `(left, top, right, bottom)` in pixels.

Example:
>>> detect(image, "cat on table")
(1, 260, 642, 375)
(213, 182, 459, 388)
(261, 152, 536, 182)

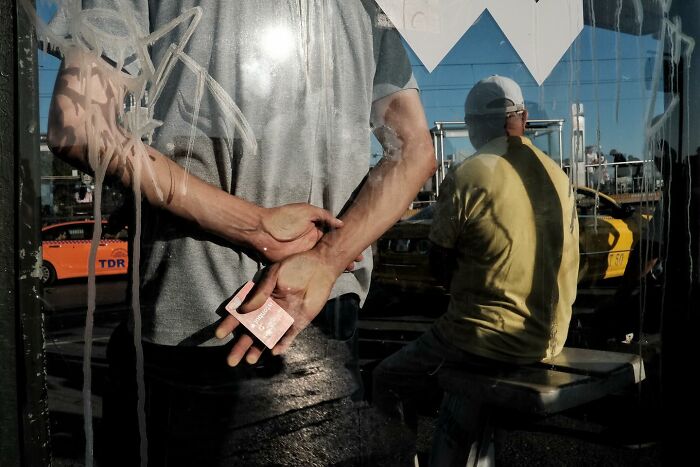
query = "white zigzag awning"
(375, 0, 584, 85)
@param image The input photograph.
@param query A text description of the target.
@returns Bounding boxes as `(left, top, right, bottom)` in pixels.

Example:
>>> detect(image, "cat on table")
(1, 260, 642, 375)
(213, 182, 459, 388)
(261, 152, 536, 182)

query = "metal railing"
(567, 160, 662, 196)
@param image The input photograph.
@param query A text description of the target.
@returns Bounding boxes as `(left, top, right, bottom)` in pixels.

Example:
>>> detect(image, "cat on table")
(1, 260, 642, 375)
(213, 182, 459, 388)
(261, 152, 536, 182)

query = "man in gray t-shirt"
(142, 0, 422, 348)
(48, 0, 435, 463)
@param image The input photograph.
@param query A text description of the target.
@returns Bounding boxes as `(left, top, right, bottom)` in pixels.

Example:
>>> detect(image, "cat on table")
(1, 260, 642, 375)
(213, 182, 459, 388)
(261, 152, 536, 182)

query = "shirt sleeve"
(429, 163, 489, 250)
(429, 169, 461, 249)
(48, 0, 150, 76)
(368, 1, 418, 103)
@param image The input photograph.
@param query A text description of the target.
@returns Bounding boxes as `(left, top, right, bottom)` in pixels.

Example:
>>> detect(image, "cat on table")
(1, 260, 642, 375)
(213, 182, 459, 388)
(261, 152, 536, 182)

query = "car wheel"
(41, 261, 56, 285)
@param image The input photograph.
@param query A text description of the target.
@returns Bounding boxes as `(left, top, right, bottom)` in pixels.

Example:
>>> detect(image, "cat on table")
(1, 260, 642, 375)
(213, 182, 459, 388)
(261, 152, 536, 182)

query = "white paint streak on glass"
(641, 0, 690, 338)
(614, 0, 623, 123)
(567, 33, 580, 192)
(183, 67, 206, 192)
(586, 0, 601, 229)
(567, 41, 576, 201)
(129, 151, 148, 466)
(654, 12, 698, 284)
(634, 0, 646, 114)
(320, 0, 332, 202)
(656, 3, 672, 329)
(81, 91, 112, 465)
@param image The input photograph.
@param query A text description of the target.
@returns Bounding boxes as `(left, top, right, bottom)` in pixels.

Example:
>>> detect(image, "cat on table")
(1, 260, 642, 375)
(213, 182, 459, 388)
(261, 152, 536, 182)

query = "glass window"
(42, 225, 69, 241)
(7, 0, 697, 465)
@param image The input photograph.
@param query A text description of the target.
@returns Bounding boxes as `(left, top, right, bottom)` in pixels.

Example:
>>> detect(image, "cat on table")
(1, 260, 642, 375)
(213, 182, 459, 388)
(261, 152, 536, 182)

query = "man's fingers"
(312, 207, 343, 229)
(240, 266, 279, 313)
(245, 345, 265, 365)
(271, 337, 291, 356)
(215, 314, 240, 339)
(227, 334, 254, 367)
(271, 326, 302, 356)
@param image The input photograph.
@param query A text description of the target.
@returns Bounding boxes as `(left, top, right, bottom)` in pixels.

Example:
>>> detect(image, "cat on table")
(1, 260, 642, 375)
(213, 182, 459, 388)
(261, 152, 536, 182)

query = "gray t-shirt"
(54, 0, 416, 345)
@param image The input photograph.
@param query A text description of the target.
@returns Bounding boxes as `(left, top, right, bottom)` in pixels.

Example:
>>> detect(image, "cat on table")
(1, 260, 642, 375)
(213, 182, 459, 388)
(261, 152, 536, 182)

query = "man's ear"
(505, 109, 528, 136)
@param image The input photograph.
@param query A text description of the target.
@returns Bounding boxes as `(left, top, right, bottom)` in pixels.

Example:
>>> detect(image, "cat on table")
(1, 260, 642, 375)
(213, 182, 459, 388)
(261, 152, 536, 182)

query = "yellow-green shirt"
(429, 136, 579, 363)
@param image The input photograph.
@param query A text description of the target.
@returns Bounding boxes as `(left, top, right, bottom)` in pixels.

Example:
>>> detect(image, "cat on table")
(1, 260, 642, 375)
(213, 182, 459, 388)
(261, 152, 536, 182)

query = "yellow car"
(575, 187, 651, 282)
(372, 187, 650, 292)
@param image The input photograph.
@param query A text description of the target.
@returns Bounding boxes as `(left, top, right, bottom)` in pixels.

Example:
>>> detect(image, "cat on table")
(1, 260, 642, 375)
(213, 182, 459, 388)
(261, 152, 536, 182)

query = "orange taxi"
(41, 220, 128, 284)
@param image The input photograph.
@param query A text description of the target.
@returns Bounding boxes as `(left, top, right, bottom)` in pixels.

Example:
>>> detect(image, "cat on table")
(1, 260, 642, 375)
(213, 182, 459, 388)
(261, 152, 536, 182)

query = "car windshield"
(408, 204, 435, 221)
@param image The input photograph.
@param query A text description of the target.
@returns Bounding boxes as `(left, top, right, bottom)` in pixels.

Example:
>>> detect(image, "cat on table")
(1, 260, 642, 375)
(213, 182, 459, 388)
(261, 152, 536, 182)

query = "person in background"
(372, 75, 579, 464)
(611, 149, 632, 192)
(586, 145, 601, 188)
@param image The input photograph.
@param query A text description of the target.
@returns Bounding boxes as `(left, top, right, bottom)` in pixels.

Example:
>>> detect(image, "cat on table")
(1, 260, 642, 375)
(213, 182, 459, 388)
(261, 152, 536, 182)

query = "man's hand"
(215, 249, 341, 366)
(215, 88, 435, 366)
(256, 204, 343, 262)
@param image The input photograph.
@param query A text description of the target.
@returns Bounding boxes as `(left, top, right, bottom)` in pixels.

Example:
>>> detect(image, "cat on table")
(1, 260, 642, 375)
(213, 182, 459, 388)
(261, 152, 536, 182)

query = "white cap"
(464, 75, 525, 118)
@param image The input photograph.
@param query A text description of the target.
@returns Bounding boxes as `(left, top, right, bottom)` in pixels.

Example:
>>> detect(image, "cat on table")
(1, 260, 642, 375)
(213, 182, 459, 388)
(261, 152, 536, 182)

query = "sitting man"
(372, 75, 579, 459)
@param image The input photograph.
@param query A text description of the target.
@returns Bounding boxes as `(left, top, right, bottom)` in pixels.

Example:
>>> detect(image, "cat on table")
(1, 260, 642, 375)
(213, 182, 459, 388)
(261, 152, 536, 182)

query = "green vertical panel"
(0, 0, 20, 464)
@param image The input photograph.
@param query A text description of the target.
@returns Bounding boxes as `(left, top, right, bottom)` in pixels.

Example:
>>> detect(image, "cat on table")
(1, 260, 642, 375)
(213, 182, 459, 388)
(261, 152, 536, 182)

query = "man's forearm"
(314, 90, 436, 274)
(46, 52, 267, 248)
(315, 140, 435, 274)
(137, 147, 267, 246)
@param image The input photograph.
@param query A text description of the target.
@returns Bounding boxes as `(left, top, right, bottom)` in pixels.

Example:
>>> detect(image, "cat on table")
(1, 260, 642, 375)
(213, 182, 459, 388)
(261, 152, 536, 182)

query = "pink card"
(225, 281, 294, 349)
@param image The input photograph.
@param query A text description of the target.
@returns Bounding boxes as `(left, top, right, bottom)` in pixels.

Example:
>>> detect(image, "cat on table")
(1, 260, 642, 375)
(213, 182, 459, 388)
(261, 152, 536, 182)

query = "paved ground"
(45, 279, 662, 466)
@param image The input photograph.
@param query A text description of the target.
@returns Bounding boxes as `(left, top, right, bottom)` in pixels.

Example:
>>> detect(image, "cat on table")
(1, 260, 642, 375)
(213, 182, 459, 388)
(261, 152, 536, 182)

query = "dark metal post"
(0, 0, 21, 461)
(0, 0, 51, 465)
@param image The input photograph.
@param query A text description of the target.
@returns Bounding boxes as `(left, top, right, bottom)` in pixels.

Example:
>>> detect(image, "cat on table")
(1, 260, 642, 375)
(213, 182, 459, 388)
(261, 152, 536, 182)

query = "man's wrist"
(210, 196, 266, 249)
(313, 235, 352, 277)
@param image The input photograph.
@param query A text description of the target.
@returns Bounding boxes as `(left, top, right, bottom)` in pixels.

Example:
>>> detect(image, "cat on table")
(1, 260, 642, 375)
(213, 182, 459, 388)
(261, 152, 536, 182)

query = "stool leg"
(430, 395, 495, 467)
(466, 414, 494, 467)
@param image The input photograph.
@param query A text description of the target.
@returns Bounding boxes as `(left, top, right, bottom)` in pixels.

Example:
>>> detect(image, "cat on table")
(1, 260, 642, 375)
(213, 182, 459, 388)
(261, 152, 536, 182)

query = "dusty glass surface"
(14, 0, 697, 465)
